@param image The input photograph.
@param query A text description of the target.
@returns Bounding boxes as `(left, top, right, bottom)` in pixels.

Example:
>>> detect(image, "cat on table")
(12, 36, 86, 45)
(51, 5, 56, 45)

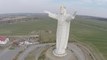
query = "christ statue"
(45, 5, 76, 56)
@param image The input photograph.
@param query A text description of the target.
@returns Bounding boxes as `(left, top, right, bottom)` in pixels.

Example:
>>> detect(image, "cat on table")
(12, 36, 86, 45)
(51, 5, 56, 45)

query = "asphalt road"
(17, 45, 42, 60)
(68, 43, 86, 60)
(17, 43, 86, 60)
(17, 43, 54, 60)
(0, 43, 95, 60)
(0, 47, 22, 60)
(17, 43, 87, 60)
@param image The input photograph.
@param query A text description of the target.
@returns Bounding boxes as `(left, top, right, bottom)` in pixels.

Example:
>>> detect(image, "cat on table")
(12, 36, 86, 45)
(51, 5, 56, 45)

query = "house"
(0, 36, 9, 44)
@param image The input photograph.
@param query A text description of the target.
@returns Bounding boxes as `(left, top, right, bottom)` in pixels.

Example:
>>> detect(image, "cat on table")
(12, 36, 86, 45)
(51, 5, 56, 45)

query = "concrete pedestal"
(45, 47, 77, 60)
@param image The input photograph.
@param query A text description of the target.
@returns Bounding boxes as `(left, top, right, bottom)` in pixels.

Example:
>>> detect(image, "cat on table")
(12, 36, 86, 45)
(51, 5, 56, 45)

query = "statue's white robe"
(56, 15, 71, 54)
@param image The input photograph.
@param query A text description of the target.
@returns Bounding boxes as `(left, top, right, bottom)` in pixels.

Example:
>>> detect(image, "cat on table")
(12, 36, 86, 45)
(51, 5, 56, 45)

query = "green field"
(0, 16, 107, 59)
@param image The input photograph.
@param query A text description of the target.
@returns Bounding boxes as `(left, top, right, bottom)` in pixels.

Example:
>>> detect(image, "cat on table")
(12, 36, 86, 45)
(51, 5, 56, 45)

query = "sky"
(0, 0, 107, 18)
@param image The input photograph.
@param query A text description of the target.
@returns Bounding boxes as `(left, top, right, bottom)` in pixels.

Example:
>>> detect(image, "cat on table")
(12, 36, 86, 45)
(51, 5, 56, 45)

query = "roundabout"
(16, 42, 101, 60)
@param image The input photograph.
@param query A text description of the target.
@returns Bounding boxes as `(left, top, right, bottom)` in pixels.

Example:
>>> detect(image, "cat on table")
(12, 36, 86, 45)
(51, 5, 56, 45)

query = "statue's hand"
(66, 11, 77, 22)
(71, 11, 77, 19)
(44, 11, 50, 14)
(73, 11, 77, 17)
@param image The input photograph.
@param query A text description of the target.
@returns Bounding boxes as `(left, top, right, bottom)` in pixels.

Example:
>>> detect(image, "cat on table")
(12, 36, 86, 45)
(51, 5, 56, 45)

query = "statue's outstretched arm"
(44, 11, 58, 20)
(71, 11, 77, 19)
(66, 11, 77, 22)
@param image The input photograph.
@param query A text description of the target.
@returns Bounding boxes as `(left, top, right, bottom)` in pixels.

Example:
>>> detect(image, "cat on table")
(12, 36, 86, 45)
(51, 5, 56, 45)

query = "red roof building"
(0, 36, 9, 44)
(0, 36, 6, 41)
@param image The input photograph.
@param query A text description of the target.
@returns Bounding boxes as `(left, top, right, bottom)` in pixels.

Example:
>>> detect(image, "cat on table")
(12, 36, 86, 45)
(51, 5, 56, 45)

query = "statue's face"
(60, 6, 66, 15)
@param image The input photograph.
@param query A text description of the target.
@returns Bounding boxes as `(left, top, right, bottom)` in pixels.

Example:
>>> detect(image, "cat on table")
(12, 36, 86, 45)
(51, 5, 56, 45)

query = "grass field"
(0, 16, 107, 59)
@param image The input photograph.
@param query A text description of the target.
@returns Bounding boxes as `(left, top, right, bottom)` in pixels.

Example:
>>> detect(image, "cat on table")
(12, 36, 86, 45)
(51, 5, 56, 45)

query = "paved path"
(17, 43, 54, 60)
(35, 46, 46, 60)
(68, 43, 86, 60)
(17, 45, 43, 60)
(13, 43, 96, 60)
(0, 47, 22, 60)
(17, 43, 87, 60)
(0, 46, 11, 57)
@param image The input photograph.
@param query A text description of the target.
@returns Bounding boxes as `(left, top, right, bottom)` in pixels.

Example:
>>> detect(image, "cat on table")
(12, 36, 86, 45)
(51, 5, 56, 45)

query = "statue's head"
(60, 5, 67, 15)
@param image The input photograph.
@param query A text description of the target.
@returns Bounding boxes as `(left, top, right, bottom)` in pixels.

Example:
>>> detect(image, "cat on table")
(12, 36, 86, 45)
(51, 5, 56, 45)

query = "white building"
(0, 36, 9, 44)
(19, 41, 33, 46)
